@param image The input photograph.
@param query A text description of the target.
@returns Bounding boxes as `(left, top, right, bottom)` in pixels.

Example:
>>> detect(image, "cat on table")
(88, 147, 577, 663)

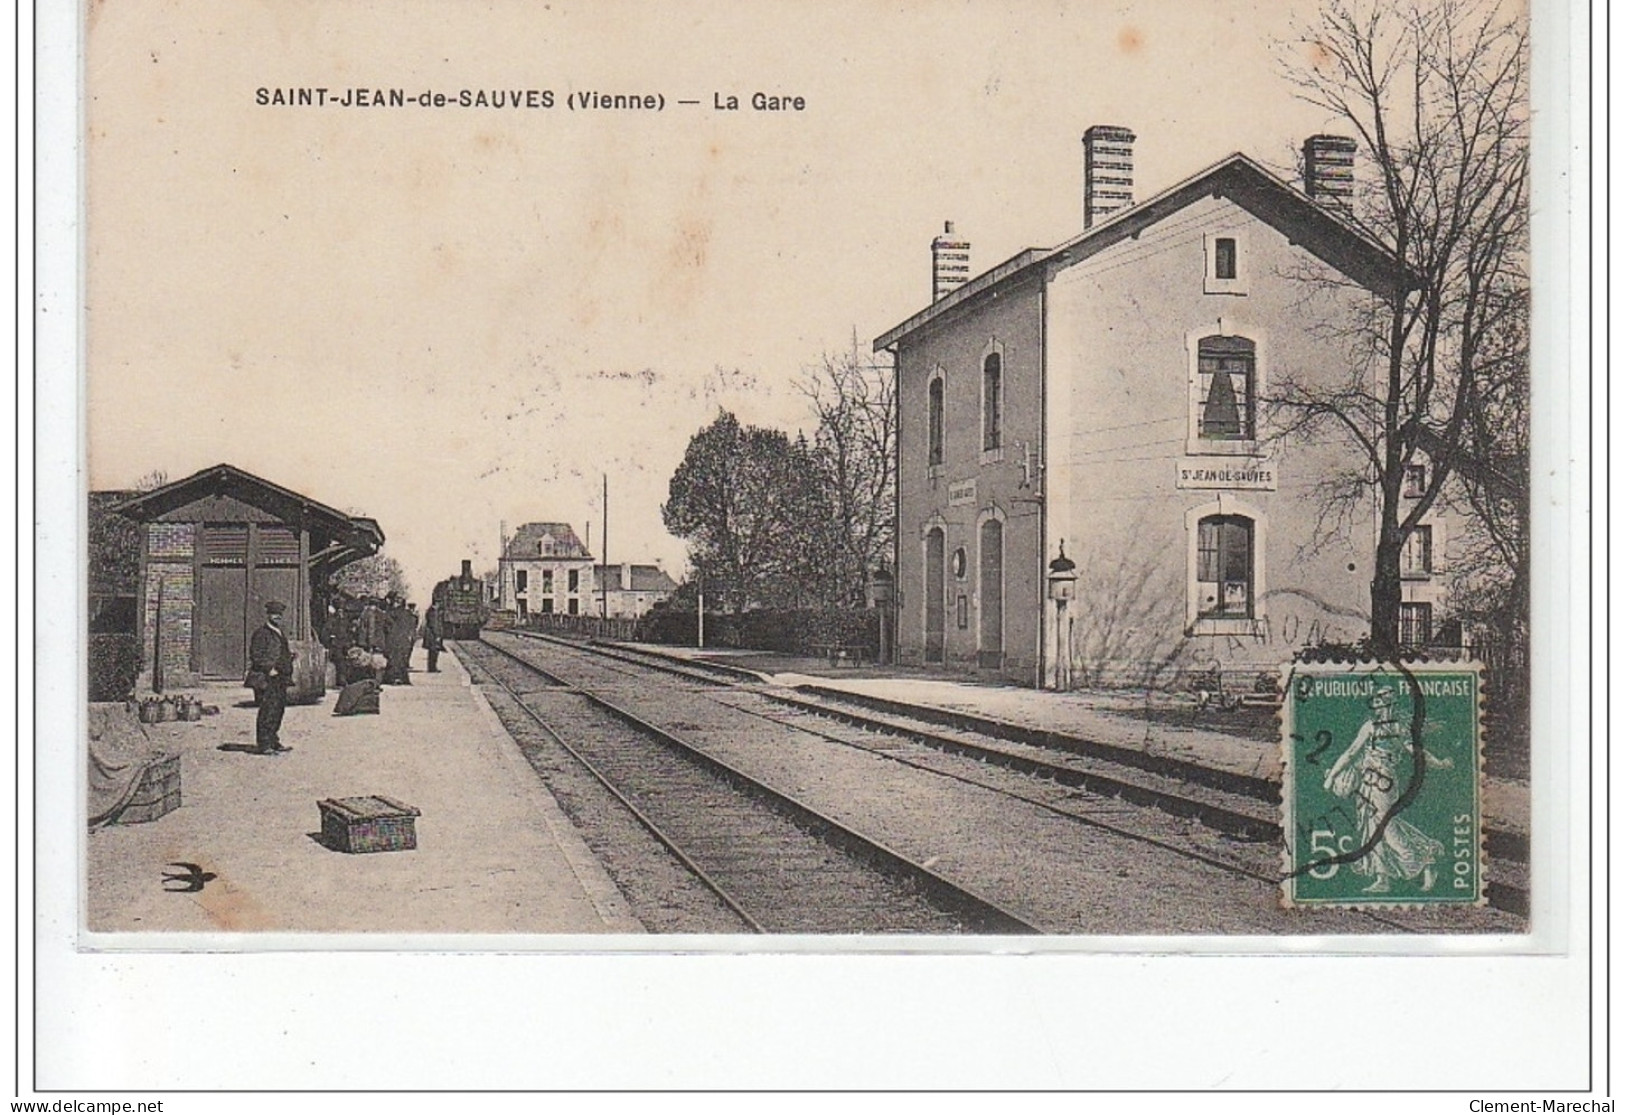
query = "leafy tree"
(88, 470, 168, 597)
(1271, 0, 1528, 656)
(662, 410, 836, 612)
(333, 552, 410, 601)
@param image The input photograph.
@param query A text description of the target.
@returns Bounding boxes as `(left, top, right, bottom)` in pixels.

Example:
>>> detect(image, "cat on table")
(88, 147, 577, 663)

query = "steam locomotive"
(431, 560, 491, 639)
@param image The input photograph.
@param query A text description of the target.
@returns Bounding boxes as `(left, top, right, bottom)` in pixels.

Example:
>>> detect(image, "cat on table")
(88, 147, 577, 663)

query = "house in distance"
(592, 562, 678, 619)
(496, 522, 595, 621)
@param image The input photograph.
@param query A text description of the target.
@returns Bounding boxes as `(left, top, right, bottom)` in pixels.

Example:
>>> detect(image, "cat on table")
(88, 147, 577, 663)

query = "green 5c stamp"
(1282, 661, 1484, 907)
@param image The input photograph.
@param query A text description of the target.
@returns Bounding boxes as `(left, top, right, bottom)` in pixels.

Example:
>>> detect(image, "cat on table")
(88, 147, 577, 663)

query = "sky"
(86, 0, 1350, 602)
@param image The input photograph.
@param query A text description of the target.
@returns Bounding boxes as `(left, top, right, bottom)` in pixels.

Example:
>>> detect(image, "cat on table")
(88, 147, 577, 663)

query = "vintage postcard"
(38, 0, 1598, 1096)
(78, 0, 1546, 948)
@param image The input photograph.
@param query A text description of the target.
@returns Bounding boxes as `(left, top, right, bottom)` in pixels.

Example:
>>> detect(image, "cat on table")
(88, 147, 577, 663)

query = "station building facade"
(877, 130, 1451, 688)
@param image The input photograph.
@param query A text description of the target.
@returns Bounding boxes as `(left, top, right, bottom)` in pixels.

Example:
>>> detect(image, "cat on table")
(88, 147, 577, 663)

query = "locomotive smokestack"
(461, 559, 473, 579)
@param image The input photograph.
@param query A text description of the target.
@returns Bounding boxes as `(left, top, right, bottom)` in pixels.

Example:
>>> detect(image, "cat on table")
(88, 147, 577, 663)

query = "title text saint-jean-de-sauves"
(255, 87, 806, 112)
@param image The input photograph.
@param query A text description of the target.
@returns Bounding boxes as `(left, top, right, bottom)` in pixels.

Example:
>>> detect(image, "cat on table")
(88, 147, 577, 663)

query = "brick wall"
(138, 523, 199, 689)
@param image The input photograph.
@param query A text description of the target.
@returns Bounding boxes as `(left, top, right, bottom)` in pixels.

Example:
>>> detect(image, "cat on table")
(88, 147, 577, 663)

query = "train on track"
(431, 560, 491, 639)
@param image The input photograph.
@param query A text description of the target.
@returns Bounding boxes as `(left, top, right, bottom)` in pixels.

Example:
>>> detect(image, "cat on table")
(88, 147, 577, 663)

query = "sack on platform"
(333, 679, 381, 717)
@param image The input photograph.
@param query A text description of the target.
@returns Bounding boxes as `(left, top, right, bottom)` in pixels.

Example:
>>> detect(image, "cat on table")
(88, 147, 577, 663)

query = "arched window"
(982, 353, 1002, 451)
(927, 376, 944, 467)
(1197, 335, 1255, 441)
(1195, 514, 1254, 618)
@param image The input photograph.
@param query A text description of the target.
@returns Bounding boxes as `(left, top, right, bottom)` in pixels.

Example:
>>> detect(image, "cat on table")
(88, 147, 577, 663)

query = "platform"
(85, 650, 643, 936)
(620, 640, 1530, 842)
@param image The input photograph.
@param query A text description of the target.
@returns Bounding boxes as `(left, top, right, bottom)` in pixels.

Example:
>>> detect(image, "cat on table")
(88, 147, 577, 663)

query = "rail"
(465, 636, 1047, 934)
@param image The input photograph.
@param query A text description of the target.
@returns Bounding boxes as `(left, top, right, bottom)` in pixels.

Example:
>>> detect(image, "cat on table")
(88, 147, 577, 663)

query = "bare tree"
(1067, 521, 1190, 689)
(797, 336, 898, 607)
(1271, 0, 1528, 655)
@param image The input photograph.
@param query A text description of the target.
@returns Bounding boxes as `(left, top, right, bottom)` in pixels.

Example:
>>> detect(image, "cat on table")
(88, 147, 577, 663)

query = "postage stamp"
(1281, 661, 1484, 907)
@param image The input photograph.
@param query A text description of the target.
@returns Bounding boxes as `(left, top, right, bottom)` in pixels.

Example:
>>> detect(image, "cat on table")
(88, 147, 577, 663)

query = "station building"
(877, 128, 1451, 688)
(497, 522, 596, 620)
(114, 464, 384, 690)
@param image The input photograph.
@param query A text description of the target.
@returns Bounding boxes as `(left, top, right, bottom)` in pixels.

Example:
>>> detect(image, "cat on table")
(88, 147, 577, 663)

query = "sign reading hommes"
(1175, 459, 1277, 491)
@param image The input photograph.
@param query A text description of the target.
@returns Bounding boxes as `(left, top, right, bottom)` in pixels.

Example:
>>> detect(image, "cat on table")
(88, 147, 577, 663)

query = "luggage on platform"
(332, 678, 382, 716)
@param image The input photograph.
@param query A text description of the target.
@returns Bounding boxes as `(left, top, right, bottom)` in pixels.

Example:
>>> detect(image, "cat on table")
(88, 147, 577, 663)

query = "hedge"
(89, 634, 140, 702)
(636, 606, 878, 658)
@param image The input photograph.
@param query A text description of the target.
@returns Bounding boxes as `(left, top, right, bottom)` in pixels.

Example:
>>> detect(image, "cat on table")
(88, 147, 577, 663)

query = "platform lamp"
(1048, 542, 1078, 691)
(867, 565, 895, 665)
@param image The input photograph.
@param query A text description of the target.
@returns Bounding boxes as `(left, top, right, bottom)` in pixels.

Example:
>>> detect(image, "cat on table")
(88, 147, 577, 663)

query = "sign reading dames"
(1281, 661, 1483, 906)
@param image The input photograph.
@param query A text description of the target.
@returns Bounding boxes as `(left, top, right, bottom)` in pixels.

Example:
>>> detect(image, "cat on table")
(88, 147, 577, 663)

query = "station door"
(924, 528, 945, 664)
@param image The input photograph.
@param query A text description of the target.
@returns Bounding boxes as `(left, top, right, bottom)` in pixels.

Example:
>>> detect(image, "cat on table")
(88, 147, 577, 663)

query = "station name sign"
(948, 479, 977, 506)
(1176, 458, 1277, 491)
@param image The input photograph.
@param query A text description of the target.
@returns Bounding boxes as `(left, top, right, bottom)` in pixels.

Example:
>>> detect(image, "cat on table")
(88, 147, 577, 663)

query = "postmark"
(1281, 661, 1484, 907)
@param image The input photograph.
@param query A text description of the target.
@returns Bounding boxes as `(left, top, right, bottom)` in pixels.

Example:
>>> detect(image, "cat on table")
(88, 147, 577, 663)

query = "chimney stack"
(931, 221, 971, 301)
(1303, 135, 1357, 213)
(1082, 125, 1136, 229)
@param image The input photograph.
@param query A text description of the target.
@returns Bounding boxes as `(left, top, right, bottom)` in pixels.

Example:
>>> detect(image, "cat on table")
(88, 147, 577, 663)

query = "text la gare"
(714, 91, 806, 111)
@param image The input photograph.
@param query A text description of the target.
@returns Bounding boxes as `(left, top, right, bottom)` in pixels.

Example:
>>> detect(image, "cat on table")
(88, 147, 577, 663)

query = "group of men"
(246, 594, 447, 753)
(325, 592, 446, 688)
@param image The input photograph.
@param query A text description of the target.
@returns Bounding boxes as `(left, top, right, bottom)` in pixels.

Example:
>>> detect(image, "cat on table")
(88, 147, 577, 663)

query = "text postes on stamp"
(1281, 661, 1484, 907)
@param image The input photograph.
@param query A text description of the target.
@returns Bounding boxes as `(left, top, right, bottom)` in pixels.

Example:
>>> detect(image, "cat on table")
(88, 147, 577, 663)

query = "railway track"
(456, 638, 1045, 934)
(505, 630, 1530, 923)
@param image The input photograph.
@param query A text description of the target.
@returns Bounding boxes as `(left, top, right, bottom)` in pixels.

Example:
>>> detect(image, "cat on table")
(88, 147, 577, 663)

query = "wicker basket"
(317, 795, 421, 853)
(117, 753, 181, 824)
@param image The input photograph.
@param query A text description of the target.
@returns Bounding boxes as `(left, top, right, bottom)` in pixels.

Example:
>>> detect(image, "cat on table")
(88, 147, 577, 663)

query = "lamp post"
(1048, 542, 1078, 691)
(867, 566, 895, 666)
(696, 570, 705, 649)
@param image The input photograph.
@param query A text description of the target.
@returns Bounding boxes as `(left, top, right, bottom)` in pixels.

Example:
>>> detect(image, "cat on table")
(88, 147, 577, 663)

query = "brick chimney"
(1082, 125, 1136, 229)
(931, 221, 971, 301)
(1303, 135, 1357, 213)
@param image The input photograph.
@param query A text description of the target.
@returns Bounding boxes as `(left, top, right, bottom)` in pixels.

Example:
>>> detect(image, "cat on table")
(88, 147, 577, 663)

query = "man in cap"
(245, 600, 295, 754)
(382, 592, 417, 685)
(421, 603, 445, 673)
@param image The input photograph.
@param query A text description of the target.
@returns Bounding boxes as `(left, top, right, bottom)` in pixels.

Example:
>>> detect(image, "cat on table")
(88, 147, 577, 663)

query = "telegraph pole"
(600, 474, 609, 620)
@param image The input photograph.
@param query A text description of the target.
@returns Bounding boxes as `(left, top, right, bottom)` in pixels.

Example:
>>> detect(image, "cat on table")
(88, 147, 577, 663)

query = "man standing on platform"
(246, 600, 294, 755)
(383, 593, 417, 685)
(422, 603, 445, 673)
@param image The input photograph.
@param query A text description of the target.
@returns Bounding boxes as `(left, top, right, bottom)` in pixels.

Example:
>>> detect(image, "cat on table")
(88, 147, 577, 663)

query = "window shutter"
(257, 527, 300, 565)
(202, 525, 249, 564)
